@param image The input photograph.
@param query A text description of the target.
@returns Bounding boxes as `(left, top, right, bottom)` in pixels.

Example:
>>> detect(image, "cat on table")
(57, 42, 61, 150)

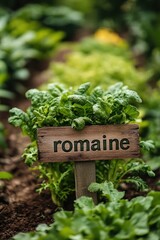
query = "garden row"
(0, 2, 160, 239)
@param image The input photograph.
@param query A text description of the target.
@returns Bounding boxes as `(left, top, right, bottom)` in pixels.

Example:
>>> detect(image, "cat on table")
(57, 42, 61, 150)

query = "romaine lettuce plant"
(9, 82, 154, 206)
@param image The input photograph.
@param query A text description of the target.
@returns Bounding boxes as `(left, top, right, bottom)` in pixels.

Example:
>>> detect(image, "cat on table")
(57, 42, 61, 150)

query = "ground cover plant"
(8, 82, 154, 207)
(12, 183, 160, 240)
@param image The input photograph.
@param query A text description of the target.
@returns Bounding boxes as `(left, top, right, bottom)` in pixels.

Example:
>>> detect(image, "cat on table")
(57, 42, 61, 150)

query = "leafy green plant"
(0, 89, 14, 151)
(0, 171, 13, 180)
(0, 15, 63, 94)
(9, 82, 154, 206)
(12, 184, 160, 240)
(6, 17, 64, 58)
(48, 50, 149, 91)
(75, 36, 130, 58)
(13, 4, 84, 40)
(0, 123, 7, 150)
(140, 107, 160, 170)
(96, 158, 154, 194)
(0, 89, 14, 111)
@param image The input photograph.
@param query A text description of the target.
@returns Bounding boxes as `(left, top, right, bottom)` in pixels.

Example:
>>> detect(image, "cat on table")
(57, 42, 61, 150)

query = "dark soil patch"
(0, 162, 57, 240)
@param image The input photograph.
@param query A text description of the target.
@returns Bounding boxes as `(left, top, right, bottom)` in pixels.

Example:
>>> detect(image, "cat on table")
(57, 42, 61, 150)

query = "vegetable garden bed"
(0, 11, 160, 238)
(0, 146, 159, 240)
(0, 76, 160, 239)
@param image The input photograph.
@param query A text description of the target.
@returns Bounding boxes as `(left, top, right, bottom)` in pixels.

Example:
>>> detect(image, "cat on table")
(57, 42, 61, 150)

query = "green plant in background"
(48, 49, 149, 92)
(121, 1, 160, 61)
(139, 82, 160, 170)
(13, 4, 84, 40)
(0, 123, 7, 150)
(0, 171, 13, 180)
(0, 5, 64, 150)
(9, 82, 154, 206)
(0, 16, 64, 93)
(47, 31, 150, 95)
(1, 0, 160, 61)
(0, 0, 56, 9)
(0, 89, 14, 152)
(12, 184, 160, 240)
(7, 16, 64, 54)
(0, 89, 14, 111)
(76, 36, 130, 58)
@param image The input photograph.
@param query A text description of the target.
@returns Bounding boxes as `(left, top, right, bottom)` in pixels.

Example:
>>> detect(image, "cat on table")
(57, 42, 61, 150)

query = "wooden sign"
(37, 124, 140, 162)
(37, 124, 140, 203)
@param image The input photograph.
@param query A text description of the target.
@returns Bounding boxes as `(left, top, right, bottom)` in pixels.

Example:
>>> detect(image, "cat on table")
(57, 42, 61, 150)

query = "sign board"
(37, 124, 140, 163)
(37, 124, 140, 203)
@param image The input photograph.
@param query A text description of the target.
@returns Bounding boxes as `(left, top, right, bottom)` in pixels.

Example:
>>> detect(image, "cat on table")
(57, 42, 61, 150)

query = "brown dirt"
(0, 161, 57, 240)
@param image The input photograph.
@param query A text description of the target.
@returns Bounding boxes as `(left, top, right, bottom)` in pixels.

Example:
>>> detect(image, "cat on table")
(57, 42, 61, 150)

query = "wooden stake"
(74, 161, 97, 204)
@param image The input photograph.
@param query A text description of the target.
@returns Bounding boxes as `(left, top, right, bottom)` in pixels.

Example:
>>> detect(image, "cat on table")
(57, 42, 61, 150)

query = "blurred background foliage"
(0, 0, 160, 171)
(1, 0, 160, 59)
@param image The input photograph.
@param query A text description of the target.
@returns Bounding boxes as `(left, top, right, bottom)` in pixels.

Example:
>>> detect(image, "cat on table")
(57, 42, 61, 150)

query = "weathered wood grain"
(37, 124, 140, 163)
(74, 161, 97, 203)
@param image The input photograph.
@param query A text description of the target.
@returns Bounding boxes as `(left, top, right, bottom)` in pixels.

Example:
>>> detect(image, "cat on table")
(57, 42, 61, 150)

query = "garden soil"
(0, 57, 160, 240)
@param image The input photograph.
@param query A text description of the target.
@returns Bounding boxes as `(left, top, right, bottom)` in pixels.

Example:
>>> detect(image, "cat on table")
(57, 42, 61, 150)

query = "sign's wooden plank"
(37, 124, 140, 163)
(74, 161, 97, 204)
